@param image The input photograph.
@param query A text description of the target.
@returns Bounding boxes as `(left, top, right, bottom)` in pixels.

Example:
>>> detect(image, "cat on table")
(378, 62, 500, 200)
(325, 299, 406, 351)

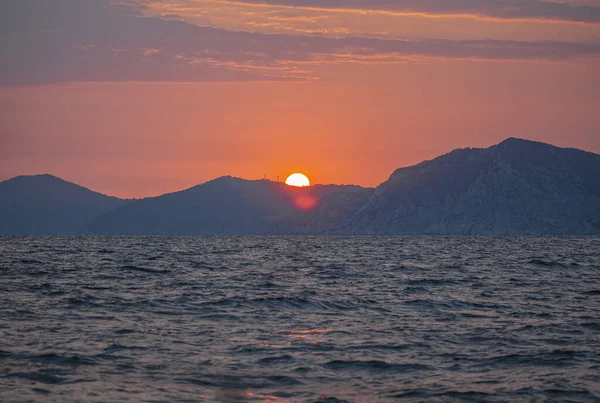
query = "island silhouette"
(1, 138, 599, 235)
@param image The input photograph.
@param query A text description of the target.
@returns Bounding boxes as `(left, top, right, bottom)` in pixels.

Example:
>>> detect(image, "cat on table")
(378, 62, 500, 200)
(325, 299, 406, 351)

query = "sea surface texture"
(1, 236, 599, 402)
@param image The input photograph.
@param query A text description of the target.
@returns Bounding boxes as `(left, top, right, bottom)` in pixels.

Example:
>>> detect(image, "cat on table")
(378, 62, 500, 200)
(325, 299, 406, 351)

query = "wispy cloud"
(1, 0, 599, 86)
(138, 1, 600, 45)
(202, 0, 600, 23)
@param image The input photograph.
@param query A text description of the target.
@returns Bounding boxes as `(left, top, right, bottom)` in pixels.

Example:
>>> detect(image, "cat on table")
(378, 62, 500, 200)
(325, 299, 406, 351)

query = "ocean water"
(1, 236, 599, 403)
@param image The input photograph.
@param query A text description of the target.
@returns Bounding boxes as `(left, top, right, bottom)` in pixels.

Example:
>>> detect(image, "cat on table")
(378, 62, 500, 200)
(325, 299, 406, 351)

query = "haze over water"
(1, 236, 599, 402)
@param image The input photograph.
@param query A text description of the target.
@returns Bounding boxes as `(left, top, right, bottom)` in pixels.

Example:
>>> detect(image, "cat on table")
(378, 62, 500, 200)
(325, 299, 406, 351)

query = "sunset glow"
(0, 0, 599, 198)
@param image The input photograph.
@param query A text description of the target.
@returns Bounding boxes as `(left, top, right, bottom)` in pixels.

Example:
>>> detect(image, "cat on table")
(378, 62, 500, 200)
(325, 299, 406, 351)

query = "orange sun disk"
(285, 173, 310, 187)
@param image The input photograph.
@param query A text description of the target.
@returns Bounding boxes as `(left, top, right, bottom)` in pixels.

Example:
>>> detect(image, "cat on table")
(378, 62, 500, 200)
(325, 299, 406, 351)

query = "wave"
(177, 373, 303, 389)
(527, 259, 566, 268)
(484, 350, 582, 367)
(4, 371, 66, 384)
(406, 278, 458, 286)
(205, 296, 364, 311)
(119, 265, 170, 274)
(257, 354, 295, 364)
(324, 360, 431, 372)
(306, 398, 352, 403)
(29, 352, 96, 367)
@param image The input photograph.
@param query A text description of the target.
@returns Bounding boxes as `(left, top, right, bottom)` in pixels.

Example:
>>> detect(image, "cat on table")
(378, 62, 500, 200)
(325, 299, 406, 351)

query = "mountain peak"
(0, 174, 122, 203)
(11, 173, 63, 182)
(496, 137, 553, 149)
(499, 137, 531, 144)
(0, 174, 128, 234)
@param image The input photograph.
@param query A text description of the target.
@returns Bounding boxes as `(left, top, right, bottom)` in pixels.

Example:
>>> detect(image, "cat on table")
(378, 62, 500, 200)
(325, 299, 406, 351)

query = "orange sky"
(1, 0, 600, 197)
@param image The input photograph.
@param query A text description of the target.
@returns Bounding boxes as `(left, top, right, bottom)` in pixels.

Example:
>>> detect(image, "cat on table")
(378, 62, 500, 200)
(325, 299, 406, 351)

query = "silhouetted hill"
(2, 138, 599, 235)
(0, 174, 128, 234)
(88, 176, 369, 235)
(337, 138, 600, 235)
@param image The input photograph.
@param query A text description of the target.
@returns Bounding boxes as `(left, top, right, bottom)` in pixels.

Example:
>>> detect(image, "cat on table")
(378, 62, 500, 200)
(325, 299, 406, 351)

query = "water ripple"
(0, 235, 599, 402)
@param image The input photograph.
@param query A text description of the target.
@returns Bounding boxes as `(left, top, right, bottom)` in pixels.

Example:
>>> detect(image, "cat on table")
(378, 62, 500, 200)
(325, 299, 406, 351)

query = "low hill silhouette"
(0, 174, 127, 234)
(88, 177, 368, 235)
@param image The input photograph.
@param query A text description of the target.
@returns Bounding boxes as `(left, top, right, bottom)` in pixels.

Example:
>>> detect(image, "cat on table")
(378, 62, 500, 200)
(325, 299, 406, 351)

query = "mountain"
(88, 176, 370, 235)
(333, 138, 600, 235)
(2, 138, 599, 235)
(0, 174, 128, 234)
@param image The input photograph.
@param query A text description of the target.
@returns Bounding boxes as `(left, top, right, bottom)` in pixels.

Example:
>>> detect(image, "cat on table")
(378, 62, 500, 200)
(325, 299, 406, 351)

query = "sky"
(1, 0, 599, 198)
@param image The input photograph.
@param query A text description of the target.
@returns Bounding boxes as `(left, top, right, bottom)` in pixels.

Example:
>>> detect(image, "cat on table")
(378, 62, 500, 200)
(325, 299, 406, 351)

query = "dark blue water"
(1, 236, 599, 402)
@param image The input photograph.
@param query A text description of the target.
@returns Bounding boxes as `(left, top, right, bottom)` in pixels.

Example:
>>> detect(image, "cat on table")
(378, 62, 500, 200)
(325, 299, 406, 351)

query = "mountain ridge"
(338, 137, 600, 235)
(1, 138, 599, 235)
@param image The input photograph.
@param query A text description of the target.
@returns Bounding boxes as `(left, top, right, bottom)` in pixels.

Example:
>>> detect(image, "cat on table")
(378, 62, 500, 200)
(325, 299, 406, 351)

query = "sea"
(1, 236, 599, 402)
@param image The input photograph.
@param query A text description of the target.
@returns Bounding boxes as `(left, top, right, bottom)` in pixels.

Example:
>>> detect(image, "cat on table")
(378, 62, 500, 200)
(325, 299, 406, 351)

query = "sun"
(285, 173, 310, 187)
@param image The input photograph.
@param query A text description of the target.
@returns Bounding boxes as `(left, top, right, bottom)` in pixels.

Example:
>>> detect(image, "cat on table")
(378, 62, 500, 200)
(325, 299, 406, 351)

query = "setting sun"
(285, 173, 310, 187)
